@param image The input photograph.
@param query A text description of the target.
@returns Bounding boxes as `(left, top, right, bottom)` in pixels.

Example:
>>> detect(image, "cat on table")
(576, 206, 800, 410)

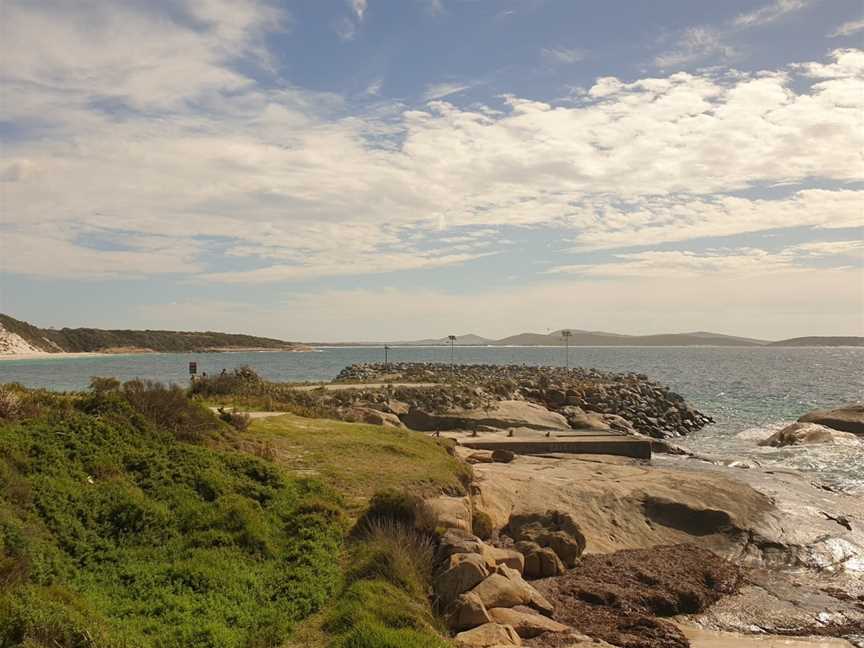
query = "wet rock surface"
(760, 421, 861, 447)
(799, 404, 864, 436)
(526, 545, 741, 648)
(334, 363, 713, 439)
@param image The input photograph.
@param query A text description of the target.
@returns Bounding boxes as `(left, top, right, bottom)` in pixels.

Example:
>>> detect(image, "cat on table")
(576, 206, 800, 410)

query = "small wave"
(734, 421, 788, 441)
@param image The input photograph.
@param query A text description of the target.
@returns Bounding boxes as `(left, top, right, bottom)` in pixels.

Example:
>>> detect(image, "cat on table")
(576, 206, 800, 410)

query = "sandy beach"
(0, 351, 107, 362)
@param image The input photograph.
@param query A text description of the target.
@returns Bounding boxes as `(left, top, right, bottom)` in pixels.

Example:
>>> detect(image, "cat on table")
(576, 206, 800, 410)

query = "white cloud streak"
(830, 18, 864, 37)
(734, 0, 810, 27)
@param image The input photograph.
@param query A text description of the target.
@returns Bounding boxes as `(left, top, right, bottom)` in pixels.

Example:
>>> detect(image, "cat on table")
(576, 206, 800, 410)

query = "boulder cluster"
(334, 363, 713, 439)
(434, 526, 582, 646)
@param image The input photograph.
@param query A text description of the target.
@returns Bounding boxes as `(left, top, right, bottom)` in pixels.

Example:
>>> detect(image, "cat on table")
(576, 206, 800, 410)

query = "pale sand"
(0, 351, 106, 362)
(680, 626, 855, 648)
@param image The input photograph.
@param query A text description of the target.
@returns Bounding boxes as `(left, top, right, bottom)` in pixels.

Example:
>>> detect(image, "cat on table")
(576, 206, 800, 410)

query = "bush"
(217, 407, 251, 431)
(120, 379, 220, 442)
(89, 376, 120, 394)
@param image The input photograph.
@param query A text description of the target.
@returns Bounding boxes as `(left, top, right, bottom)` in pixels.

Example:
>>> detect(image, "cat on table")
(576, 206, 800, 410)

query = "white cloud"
(542, 47, 587, 65)
(350, 0, 368, 20)
(734, 0, 810, 27)
(548, 240, 864, 279)
(2, 1, 862, 286)
(655, 27, 738, 68)
(420, 0, 445, 16)
(830, 18, 864, 38)
(422, 81, 474, 101)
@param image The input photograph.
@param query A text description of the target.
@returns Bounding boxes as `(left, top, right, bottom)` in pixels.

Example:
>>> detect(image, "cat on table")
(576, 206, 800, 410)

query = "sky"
(0, 0, 862, 342)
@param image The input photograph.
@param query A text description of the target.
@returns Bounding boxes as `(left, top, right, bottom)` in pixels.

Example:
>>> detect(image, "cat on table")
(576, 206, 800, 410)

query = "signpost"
(189, 361, 198, 382)
(561, 330, 572, 369)
(448, 335, 456, 367)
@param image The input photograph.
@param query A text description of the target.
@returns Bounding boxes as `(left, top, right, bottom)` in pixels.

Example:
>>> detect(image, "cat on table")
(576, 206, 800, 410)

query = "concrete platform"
(439, 429, 652, 460)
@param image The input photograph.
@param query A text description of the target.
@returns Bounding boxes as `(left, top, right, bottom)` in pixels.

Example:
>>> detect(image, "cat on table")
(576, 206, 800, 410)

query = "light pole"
(448, 335, 456, 367)
(561, 330, 572, 369)
(384, 344, 390, 367)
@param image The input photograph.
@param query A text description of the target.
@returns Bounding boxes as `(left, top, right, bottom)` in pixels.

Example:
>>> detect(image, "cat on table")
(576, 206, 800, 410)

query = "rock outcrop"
(401, 400, 569, 432)
(799, 404, 864, 436)
(760, 422, 861, 447)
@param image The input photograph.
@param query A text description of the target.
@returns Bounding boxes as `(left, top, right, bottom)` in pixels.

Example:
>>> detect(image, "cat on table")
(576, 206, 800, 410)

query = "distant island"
(315, 330, 864, 348)
(0, 314, 309, 356)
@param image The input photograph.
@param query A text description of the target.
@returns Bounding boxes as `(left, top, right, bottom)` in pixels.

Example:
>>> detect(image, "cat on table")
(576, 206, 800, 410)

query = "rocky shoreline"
(333, 362, 714, 440)
(321, 364, 864, 647)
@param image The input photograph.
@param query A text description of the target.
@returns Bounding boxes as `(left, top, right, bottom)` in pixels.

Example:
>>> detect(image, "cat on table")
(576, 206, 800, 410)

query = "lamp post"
(384, 344, 390, 367)
(448, 335, 456, 367)
(561, 330, 572, 369)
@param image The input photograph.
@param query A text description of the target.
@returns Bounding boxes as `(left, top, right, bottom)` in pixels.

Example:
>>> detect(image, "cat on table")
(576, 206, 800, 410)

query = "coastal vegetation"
(0, 314, 303, 354)
(0, 380, 465, 648)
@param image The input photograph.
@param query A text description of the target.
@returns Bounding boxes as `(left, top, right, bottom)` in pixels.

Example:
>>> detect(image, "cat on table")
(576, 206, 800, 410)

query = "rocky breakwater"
(334, 363, 713, 440)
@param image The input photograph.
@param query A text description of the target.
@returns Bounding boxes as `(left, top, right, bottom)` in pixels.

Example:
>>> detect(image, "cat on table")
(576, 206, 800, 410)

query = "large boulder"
(557, 406, 611, 431)
(341, 406, 405, 428)
(400, 400, 570, 432)
(428, 496, 473, 533)
(469, 565, 554, 616)
(448, 591, 492, 632)
(759, 422, 861, 447)
(438, 529, 484, 561)
(488, 607, 570, 639)
(481, 545, 525, 574)
(507, 511, 586, 567)
(516, 541, 566, 579)
(435, 553, 490, 606)
(798, 404, 864, 435)
(454, 622, 522, 647)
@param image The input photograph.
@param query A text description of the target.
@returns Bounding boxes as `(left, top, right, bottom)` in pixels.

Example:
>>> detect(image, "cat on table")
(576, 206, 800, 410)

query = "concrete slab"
(438, 428, 652, 460)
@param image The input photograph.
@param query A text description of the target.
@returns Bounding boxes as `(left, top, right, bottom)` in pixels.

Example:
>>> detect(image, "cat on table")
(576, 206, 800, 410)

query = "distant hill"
(0, 314, 305, 354)
(769, 336, 864, 347)
(394, 329, 768, 347)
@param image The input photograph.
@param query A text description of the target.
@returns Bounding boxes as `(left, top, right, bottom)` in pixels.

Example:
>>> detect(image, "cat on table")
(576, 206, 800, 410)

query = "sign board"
(189, 361, 198, 375)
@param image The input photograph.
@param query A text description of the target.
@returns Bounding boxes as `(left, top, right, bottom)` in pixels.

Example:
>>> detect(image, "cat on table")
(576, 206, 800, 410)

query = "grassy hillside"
(0, 381, 466, 648)
(0, 314, 302, 353)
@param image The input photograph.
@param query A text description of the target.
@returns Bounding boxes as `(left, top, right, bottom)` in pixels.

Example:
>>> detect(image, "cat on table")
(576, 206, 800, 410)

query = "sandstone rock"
(469, 566, 554, 616)
(515, 541, 566, 578)
(482, 545, 525, 573)
(467, 451, 495, 464)
(557, 406, 611, 431)
(488, 606, 570, 638)
(454, 622, 522, 647)
(429, 496, 473, 533)
(491, 449, 515, 463)
(759, 422, 861, 447)
(436, 553, 490, 606)
(401, 400, 570, 432)
(798, 404, 864, 435)
(448, 591, 492, 632)
(508, 511, 586, 567)
(438, 528, 484, 561)
(341, 406, 405, 428)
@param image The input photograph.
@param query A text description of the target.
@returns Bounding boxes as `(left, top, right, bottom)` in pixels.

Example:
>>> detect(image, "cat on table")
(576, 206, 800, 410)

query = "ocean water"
(2, 346, 862, 491)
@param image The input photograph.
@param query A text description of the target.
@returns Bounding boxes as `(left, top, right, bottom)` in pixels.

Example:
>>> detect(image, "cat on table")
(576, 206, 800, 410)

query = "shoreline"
(0, 347, 313, 362)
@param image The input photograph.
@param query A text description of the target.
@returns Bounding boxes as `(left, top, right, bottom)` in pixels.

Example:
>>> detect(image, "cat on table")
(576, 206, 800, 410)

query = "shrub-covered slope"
(0, 313, 301, 353)
(0, 386, 342, 647)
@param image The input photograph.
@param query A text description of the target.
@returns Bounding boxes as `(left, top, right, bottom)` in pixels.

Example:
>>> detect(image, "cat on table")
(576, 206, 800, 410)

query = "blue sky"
(0, 0, 862, 341)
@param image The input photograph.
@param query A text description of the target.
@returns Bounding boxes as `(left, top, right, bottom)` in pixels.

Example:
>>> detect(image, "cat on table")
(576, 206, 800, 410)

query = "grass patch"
(247, 414, 471, 512)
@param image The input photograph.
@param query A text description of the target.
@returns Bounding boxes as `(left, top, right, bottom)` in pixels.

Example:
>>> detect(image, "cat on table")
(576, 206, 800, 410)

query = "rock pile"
(433, 528, 578, 647)
(334, 363, 713, 439)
